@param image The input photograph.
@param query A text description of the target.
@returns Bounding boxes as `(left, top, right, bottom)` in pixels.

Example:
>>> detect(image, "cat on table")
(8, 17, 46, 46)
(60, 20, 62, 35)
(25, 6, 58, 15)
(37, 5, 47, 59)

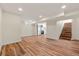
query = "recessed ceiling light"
(40, 18, 47, 21)
(39, 16, 42, 18)
(61, 5, 66, 9)
(18, 8, 23, 11)
(32, 21, 36, 24)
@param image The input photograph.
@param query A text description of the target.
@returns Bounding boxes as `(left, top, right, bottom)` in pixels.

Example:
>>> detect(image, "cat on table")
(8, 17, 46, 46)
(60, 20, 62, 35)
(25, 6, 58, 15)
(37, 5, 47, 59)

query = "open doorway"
(37, 22, 47, 35)
(60, 19, 72, 40)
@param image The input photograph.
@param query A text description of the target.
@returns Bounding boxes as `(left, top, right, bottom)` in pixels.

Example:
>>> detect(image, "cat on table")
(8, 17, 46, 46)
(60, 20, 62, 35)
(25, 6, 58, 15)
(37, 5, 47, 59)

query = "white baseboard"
(71, 38, 79, 41)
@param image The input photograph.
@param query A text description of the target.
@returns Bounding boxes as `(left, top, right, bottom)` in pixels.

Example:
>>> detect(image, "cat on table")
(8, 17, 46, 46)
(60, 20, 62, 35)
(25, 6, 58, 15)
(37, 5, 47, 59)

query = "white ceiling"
(0, 3, 79, 22)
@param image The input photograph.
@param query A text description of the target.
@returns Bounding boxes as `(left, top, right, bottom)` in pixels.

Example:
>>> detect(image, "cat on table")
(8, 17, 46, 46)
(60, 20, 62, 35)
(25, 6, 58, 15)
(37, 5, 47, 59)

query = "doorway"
(37, 22, 47, 35)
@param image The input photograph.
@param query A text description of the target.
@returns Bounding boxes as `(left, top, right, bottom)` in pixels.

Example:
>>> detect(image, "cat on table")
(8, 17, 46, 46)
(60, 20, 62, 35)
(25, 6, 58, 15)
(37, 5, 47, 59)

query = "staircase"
(60, 23, 72, 40)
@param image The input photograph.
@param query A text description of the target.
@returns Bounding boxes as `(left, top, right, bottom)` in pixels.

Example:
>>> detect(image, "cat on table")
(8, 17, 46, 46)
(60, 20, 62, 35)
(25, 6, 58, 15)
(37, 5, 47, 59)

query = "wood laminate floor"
(0, 35, 79, 56)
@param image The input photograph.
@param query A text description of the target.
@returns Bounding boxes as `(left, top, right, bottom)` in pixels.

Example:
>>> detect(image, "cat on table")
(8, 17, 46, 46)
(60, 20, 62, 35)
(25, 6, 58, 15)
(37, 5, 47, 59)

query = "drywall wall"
(47, 20, 64, 40)
(21, 23, 38, 37)
(56, 21, 65, 39)
(0, 8, 2, 46)
(2, 11, 22, 45)
(47, 24, 57, 39)
(32, 24, 37, 35)
(21, 23, 33, 36)
(72, 18, 79, 40)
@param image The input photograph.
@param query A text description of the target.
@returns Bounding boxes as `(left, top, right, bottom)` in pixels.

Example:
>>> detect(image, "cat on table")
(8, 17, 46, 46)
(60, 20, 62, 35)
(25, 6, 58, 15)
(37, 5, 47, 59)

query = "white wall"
(21, 23, 33, 36)
(56, 21, 65, 39)
(2, 11, 22, 45)
(0, 8, 2, 46)
(47, 24, 57, 39)
(47, 20, 64, 40)
(21, 23, 38, 37)
(32, 24, 37, 35)
(72, 18, 79, 40)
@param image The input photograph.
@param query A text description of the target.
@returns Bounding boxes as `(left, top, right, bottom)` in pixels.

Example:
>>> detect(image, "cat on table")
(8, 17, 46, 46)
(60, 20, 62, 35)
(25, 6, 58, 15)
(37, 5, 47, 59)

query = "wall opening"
(37, 22, 47, 35)
(59, 19, 72, 40)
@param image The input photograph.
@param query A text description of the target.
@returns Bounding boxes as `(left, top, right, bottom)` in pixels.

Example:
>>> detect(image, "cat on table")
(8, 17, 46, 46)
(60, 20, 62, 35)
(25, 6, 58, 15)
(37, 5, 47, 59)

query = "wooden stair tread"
(60, 23, 71, 40)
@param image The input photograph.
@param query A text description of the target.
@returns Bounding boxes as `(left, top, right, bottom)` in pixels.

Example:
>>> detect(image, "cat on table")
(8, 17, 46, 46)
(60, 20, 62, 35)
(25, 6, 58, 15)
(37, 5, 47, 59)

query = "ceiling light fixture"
(18, 8, 23, 11)
(61, 5, 66, 9)
(32, 21, 36, 24)
(39, 16, 42, 18)
(40, 18, 47, 21)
